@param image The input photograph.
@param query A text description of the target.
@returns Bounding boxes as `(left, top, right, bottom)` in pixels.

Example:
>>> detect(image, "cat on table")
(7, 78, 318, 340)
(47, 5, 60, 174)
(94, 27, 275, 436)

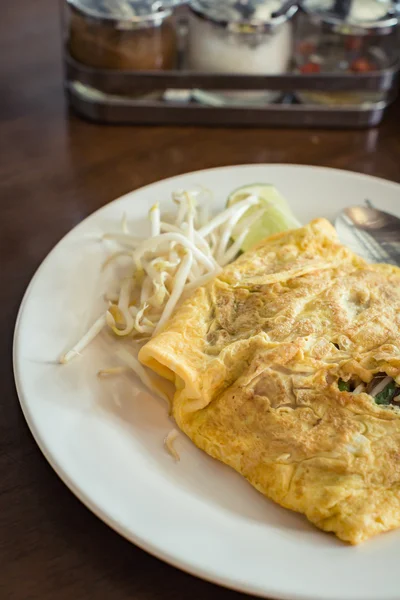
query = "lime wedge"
(227, 183, 301, 252)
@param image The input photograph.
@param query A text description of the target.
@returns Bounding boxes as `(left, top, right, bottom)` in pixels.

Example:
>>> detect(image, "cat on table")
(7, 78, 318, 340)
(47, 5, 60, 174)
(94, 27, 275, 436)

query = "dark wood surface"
(2, 1, 400, 599)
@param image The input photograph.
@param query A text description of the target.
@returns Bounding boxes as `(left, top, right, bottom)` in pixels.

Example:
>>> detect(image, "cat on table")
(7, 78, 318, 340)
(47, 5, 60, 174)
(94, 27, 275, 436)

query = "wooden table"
(2, 1, 400, 599)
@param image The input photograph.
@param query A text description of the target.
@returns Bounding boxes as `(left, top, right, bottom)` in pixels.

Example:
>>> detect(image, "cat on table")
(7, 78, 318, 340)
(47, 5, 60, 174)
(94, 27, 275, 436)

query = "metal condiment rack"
(65, 53, 400, 128)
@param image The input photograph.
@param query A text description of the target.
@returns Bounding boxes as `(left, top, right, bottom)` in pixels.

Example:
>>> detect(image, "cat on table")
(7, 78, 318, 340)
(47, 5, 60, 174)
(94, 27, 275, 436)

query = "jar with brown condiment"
(67, 0, 179, 71)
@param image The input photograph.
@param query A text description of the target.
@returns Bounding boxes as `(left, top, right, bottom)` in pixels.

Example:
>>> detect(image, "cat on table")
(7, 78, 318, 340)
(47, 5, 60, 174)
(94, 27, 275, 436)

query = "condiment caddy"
(63, 0, 400, 127)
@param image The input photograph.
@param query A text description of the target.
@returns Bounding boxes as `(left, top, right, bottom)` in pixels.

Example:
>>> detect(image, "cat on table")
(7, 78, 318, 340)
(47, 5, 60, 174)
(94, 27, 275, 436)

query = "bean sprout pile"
(59, 189, 265, 393)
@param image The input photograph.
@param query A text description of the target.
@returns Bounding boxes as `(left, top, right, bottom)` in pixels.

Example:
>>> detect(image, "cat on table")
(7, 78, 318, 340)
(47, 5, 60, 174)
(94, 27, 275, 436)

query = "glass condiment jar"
(187, 0, 298, 106)
(294, 0, 399, 106)
(66, 0, 180, 71)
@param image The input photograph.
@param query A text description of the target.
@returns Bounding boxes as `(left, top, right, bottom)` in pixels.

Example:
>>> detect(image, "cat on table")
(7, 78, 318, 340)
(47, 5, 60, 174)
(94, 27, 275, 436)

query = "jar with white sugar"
(187, 0, 298, 106)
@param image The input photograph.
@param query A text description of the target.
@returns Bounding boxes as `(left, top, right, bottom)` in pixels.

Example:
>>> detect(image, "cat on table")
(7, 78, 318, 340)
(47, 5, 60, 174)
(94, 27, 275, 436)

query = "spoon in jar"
(271, 0, 299, 20)
(333, 0, 352, 19)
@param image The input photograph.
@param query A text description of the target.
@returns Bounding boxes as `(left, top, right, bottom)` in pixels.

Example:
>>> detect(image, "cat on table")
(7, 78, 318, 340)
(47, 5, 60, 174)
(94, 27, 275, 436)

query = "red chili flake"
(300, 62, 321, 74)
(297, 41, 316, 55)
(345, 37, 362, 52)
(350, 58, 375, 73)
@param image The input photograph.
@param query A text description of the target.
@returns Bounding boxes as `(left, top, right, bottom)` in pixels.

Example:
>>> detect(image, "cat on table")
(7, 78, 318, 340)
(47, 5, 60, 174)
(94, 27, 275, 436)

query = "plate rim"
(13, 164, 400, 600)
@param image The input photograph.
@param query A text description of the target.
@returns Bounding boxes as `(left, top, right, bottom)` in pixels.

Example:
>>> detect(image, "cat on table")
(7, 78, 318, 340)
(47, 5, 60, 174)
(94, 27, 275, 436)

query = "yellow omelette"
(139, 218, 400, 544)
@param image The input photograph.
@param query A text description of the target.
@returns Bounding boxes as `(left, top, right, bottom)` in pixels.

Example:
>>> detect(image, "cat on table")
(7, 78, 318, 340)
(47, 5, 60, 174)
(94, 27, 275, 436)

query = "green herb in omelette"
(338, 379, 351, 392)
(374, 380, 397, 405)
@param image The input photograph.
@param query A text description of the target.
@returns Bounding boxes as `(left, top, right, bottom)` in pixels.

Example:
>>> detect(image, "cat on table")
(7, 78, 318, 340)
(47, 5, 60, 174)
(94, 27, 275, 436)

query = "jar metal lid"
(189, 0, 298, 32)
(67, 0, 179, 28)
(301, 0, 399, 35)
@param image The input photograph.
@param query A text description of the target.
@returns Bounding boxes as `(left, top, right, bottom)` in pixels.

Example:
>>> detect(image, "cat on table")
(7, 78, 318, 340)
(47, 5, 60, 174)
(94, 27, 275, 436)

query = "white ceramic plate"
(13, 165, 400, 600)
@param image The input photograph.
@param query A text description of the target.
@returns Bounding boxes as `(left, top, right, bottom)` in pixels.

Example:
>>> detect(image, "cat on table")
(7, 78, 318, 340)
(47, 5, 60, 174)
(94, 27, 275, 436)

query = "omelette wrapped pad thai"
(140, 219, 400, 544)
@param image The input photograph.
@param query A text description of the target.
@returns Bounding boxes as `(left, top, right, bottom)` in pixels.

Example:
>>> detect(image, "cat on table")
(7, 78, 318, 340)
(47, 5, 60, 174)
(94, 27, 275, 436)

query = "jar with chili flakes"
(294, 0, 399, 106)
